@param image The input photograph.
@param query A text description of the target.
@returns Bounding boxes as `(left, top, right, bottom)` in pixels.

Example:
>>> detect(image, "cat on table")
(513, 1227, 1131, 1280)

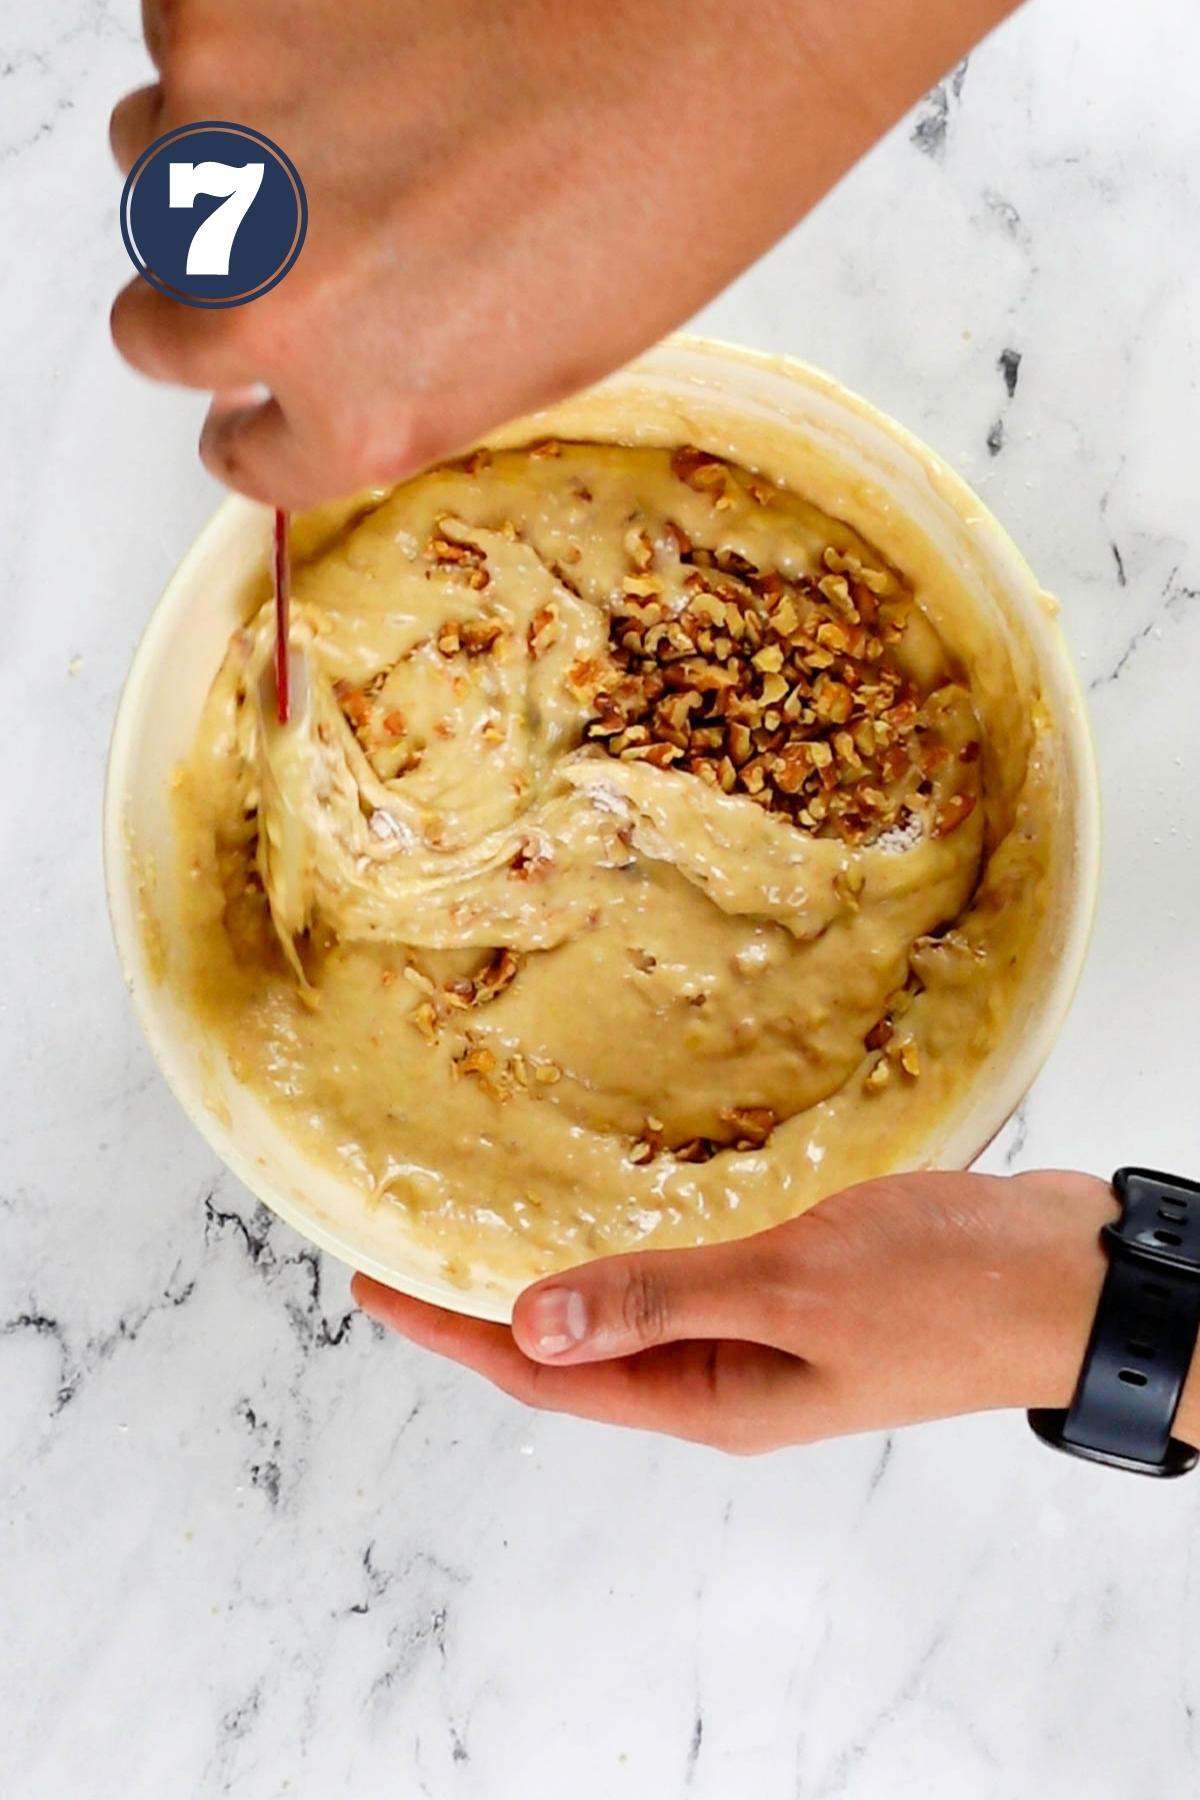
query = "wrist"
(988, 1170, 1117, 1411)
(1176, 1343, 1200, 1452)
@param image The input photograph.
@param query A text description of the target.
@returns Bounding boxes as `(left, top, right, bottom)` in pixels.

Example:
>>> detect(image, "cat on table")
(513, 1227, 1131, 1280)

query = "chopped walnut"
(450, 1036, 519, 1102)
(527, 604, 559, 658)
(864, 1056, 891, 1093)
(670, 446, 730, 495)
(896, 1037, 921, 1079)
(624, 527, 655, 572)
(510, 838, 555, 881)
(473, 947, 520, 1002)
(459, 619, 504, 655)
(409, 1001, 439, 1045)
(333, 680, 373, 732)
(932, 792, 978, 838)
(720, 1105, 776, 1148)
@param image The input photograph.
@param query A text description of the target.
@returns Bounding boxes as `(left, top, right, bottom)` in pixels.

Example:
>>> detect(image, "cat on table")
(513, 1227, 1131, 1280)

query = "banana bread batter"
(173, 443, 1053, 1286)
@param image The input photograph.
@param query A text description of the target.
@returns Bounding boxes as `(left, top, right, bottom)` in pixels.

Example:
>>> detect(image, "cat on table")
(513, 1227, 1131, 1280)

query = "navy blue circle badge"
(120, 121, 308, 309)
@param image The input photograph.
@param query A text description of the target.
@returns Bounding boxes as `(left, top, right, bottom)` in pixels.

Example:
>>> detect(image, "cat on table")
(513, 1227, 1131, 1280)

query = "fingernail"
(527, 1286, 588, 1356)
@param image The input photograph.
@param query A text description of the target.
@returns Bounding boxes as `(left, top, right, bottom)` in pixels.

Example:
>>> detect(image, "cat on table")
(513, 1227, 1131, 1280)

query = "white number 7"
(169, 160, 265, 276)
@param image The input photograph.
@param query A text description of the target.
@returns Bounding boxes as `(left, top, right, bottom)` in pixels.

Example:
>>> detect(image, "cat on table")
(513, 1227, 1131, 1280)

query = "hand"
(110, 0, 1012, 508)
(353, 1170, 1132, 1453)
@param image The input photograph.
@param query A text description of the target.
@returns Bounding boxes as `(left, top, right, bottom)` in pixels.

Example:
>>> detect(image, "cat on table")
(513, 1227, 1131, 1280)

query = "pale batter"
(174, 443, 1053, 1285)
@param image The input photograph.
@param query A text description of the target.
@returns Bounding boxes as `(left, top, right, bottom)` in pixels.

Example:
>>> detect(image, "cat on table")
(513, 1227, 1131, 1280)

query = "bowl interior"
(104, 339, 1101, 1320)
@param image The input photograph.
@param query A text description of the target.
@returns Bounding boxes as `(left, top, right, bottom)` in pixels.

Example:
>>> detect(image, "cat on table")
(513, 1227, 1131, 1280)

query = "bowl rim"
(103, 335, 1103, 1310)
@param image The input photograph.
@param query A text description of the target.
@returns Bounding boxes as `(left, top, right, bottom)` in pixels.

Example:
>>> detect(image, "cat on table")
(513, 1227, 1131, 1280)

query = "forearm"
(548, 0, 1022, 362)
(654, 0, 1020, 237)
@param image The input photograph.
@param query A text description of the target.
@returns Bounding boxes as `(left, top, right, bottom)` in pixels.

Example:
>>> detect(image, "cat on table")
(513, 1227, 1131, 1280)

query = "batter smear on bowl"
(174, 442, 1051, 1285)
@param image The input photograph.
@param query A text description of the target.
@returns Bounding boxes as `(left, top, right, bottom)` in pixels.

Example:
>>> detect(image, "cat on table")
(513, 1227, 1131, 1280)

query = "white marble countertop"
(4, 1, 1200, 1795)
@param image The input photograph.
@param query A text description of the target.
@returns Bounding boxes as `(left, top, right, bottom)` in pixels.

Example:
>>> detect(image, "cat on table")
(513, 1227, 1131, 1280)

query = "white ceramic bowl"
(105, 338, 1101, 1320)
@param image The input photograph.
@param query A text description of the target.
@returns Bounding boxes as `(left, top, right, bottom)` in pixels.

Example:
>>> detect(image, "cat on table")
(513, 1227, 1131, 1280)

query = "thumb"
(512, 1234, 789, 1365)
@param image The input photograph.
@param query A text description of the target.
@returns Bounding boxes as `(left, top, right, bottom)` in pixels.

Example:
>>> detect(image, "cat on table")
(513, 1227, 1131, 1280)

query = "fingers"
(200, 383, 466, 509)
(110, 83, 163, 175)
(109, 296, 455, 507)
(351, 1275, 812, 1451)
(110, 281, 336, 506)
(141, 0, 173, 74)
(353, 1278, 530, 1386)
(511, 1232, 797, 1366)
(110, 280, 261, 391)
(199, 392, 337, 510)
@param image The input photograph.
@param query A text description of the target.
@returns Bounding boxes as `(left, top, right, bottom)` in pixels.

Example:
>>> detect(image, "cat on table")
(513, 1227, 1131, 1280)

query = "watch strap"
(1028, 1168, 1200, 1478)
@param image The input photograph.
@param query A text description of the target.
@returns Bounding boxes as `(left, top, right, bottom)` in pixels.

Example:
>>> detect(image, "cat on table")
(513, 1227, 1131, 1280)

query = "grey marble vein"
(5, 0, 1200, 1796)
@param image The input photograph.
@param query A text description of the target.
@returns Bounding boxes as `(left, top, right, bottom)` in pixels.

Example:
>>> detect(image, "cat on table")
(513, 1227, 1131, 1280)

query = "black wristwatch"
(1029, 1169, 1200, 1477)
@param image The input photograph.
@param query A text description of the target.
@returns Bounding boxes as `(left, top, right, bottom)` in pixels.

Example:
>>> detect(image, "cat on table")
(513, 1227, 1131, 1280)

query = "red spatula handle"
(273, 507, 290, 724)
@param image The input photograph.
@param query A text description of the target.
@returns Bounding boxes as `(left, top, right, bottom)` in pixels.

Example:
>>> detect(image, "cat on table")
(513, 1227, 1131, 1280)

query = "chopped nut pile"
(580, 450, 978, 847)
